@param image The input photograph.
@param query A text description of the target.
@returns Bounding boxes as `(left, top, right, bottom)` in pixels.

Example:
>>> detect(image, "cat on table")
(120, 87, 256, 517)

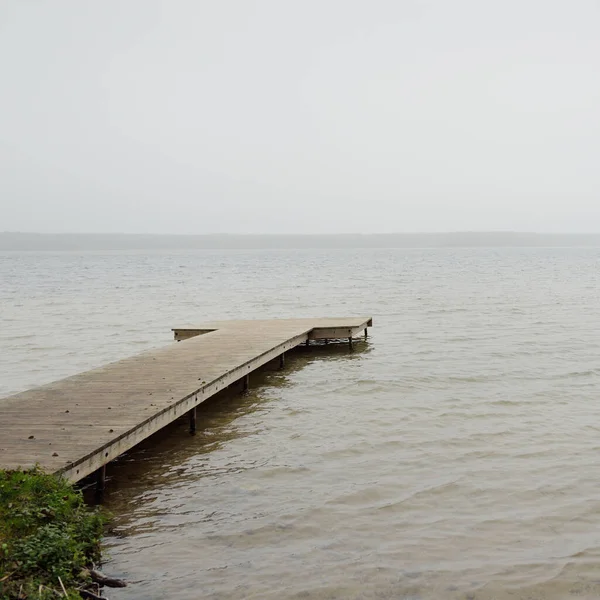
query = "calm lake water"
(3, 247, 600, 599)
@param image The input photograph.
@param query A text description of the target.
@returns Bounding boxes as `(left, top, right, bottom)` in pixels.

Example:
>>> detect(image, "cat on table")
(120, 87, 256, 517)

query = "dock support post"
(189, 406, 197, 434)
(279, 352, 285, 369)
(364, 328, 368, 340)
(242, 374, 249, 393)
(96, 465, 106, 496)
(305, 339, 310, 347)
(348, 336, 354, 351)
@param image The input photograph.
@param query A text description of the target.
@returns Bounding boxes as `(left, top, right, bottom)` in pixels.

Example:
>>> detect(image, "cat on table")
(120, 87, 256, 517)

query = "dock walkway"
(0, 317, 371, 484)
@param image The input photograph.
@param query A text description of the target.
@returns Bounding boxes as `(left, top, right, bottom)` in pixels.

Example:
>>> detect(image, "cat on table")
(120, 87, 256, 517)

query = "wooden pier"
(0, 317, 372, 485)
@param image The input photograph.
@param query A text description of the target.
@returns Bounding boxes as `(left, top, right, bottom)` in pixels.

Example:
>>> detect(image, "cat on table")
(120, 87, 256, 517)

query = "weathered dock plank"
(0, 317, 371, 483)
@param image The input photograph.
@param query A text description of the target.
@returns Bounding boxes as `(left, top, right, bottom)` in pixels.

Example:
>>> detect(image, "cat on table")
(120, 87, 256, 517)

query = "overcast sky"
(1, 1, 599, 234)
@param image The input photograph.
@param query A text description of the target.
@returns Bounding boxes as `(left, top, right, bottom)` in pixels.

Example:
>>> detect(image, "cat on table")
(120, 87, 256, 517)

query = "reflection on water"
(100, 345, 365, 533)
(99, 341, 369, 535)
(4, 248, 600, 599)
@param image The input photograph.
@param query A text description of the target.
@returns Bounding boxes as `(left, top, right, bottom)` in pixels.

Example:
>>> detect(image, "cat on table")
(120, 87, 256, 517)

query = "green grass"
(0, 468, 106, 599)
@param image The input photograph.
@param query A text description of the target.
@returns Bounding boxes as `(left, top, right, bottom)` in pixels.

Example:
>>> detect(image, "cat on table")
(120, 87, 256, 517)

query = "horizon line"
(5, 231, 600, 237)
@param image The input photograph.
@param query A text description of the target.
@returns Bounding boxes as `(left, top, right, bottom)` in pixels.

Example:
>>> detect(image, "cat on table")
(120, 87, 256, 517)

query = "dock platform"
(0, 317, 372, 484)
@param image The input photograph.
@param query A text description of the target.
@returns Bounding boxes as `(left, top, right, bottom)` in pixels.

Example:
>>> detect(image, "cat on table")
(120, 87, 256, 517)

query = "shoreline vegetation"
(3, 231, 600, 251)
(0, 469, 121, 600)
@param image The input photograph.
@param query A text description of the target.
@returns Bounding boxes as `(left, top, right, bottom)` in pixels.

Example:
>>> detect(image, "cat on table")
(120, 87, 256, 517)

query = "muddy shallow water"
(3, 248, 600, 599)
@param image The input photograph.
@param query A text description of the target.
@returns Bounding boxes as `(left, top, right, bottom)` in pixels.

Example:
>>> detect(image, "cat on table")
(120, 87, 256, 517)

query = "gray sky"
(1, 0, 599, 234)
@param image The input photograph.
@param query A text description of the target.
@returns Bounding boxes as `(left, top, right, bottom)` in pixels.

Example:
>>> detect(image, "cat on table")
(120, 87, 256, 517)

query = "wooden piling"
(96, 465, 106, 495)
(189, 406, 196, 434)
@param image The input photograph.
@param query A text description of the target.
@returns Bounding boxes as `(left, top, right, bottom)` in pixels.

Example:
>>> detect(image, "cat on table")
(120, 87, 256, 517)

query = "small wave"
(426, 308, 471, 314)
(378, 480, 464, 511)
(489, 399, 522, 406)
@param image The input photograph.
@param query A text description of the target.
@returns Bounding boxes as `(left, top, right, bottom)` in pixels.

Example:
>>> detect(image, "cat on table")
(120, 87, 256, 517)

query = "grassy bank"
(0, 468, 105, 599)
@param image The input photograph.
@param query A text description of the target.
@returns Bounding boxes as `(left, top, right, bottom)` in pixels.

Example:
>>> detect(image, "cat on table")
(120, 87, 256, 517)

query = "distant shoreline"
(3, 232, 600, 251)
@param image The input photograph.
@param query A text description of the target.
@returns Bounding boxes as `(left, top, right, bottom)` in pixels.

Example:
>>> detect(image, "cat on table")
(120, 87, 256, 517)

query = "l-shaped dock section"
(0, 317, 372, 486)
